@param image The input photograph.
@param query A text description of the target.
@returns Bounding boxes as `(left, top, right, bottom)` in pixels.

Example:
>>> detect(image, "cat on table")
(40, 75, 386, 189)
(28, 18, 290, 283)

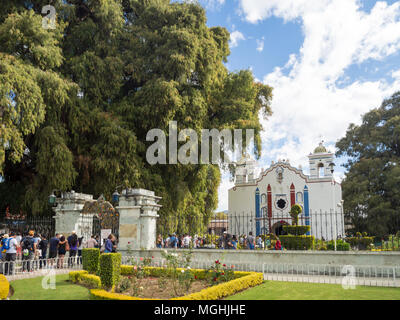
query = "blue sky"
(189, 0, 400, 212)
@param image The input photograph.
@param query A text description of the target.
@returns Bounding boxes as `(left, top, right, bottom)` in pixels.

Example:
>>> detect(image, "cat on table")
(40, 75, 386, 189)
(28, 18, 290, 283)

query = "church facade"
(228, 142, 345, 240)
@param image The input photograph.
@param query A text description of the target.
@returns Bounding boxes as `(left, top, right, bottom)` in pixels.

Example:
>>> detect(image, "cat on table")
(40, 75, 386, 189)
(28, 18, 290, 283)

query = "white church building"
(228, 142, 345, 240)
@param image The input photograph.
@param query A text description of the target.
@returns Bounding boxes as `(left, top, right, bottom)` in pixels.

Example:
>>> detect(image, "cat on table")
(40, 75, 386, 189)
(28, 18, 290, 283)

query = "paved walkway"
(5, 266, 81, 281)
(263, 273, 400, 287)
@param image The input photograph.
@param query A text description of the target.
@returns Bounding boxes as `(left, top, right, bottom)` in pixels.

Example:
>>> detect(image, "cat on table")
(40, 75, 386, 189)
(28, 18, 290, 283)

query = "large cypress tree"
(0, 0, 273, 234)
(336, 91, 400, 237)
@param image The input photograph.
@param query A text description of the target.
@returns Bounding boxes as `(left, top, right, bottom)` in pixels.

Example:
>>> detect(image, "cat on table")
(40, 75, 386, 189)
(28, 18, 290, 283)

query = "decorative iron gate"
(80, 196, 119, 241)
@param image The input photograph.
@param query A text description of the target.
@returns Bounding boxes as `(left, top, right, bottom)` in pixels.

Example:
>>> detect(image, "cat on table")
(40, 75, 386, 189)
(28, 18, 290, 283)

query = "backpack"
(2, 238, 10, 251)
(169, 236, 177, 248)
(22, 237, 33, 251)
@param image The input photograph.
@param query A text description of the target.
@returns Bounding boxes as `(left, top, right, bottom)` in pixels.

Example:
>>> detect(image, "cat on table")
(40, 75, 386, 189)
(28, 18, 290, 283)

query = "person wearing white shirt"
(5, 232, 18, 275)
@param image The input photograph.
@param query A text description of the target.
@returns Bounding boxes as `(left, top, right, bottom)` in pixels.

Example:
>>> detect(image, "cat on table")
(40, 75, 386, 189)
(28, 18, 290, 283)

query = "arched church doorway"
(271, 221, 288, 236)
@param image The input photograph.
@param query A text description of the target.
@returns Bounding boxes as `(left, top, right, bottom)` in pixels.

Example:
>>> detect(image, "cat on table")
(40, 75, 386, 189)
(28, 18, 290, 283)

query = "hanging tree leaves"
(0, 0, 273, 235)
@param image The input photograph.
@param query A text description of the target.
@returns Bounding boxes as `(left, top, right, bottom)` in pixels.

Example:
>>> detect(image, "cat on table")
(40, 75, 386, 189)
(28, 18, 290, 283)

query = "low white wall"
(122, 249, 400, 268)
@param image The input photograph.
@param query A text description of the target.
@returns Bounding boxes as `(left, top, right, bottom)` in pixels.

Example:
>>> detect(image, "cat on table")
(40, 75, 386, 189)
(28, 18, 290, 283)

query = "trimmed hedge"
(89, 269, 263, 300)
(69, 270, 88, 282)
(99, 253, 121, 289)
(279, 235, 315, 250)
(346, 237, 374, 249)
(80, 274, 102, 289)
(0, 274, 9, 300)
(82, 248, 100, 274)
(327, 239, 350, 251)
(69, 270, 101, 289)
(282, 225, 310, 236)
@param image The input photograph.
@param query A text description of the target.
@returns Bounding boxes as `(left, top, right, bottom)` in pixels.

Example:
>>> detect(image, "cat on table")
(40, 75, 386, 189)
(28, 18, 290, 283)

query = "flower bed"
(88, 269, 263, 300)
(72, 251, 264, 300)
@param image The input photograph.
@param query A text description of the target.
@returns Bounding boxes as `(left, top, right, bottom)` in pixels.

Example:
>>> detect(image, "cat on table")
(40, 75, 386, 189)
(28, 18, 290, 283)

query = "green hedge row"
(282, 225, 311, 236)
(326, 239, 350, 251)
(279, 235, 315, 250)
(82, 248, 100, 274)
(99, 253, 121, 289)
(346, 237, 374, 249)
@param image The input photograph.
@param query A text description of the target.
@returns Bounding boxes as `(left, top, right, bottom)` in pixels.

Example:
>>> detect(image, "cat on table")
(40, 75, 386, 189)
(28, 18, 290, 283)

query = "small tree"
(290, 204, 302, 226)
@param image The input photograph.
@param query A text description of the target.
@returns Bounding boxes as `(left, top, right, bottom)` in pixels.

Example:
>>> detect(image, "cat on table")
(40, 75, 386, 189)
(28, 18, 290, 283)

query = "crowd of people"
(0, 230, 118, 275)
(155, 231, 283, 251)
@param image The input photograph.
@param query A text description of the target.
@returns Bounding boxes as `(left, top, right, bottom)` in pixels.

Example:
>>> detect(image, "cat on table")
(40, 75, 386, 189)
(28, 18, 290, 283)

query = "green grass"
(10, 274, 90, 300)
(226, 281, 400, 300)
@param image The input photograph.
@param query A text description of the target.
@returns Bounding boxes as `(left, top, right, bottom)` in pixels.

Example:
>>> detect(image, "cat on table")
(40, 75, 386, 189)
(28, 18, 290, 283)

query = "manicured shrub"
(82, 248, 100, 274)
(80, 274, 102, 289)
(99, 253, 121, 289)
(326, 239, 350, 251)
(346, 237, 374, 249)
(282, 225, 311, 236)
(69, 270, 88, 283)
(279, 235, 315, 250)
(0, 274, 9, 300)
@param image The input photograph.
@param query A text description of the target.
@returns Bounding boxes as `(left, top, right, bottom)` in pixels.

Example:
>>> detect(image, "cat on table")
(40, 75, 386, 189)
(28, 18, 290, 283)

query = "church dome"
(313, 142, 328, 154)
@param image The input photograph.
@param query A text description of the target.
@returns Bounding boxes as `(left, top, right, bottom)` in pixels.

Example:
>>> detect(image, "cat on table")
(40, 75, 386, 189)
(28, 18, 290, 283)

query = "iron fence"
(121, 255, 400, 288)
(0, 216, 55, 240)
(156, 211, 400, 251)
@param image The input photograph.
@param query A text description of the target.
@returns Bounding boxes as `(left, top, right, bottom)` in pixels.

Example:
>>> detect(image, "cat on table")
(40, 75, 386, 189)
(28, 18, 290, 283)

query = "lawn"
(226, 281, 400, 300)
(10, 274, 90, 300)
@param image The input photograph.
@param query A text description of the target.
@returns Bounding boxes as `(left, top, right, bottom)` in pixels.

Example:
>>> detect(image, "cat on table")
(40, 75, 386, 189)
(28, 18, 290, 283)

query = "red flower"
(140, 257, 143, 261)
(213, 277, 217, 281)
(152, 256, 154, 259)
(222, 273, 225, 275)
(231, 265, 234, 269)
(194, 275, 197, 279)
(223, 264, 226, 267)
(215, 260, 219, 264)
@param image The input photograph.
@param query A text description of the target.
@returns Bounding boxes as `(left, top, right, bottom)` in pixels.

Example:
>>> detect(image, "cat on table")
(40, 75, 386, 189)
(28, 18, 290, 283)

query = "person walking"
(85, 235, 98, 249)
(104, 234, 114, 253)
(5, 232, 18, 275)
(57, 236, 69, 268)
(21, 231, 36, 272)
(39, 235, 49, 269)
(77, 236, 84, 264)
(49, 234, 60, 266)
(67, 231, 78, 267)
(247, 232, 255, 250)
(156, 234, 163, 249)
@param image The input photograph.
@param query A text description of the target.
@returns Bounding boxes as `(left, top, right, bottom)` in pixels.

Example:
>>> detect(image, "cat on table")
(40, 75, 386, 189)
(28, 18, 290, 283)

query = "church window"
(296, 192, 303, 203)
(261, 194, 267, 204)
(277, 199, 286, 209)
(318, 163, 325, 178)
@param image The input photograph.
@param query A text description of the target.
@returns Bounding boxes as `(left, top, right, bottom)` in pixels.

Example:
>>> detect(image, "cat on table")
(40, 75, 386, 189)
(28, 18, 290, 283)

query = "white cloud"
(256, 37, 265, 52)
(229, 30, 245, 48)
(217, 0, 400, 211)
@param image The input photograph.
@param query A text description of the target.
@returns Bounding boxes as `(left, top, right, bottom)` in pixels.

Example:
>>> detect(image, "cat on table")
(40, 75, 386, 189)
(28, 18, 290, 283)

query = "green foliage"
(207, 260, 235, 285)
(326, 239, 350, 251)
(0, 1, 273, 233)
(279, 235, 315, 250)
(69, 270, 88, 283)
(336, 91, 400, 237)
(82, 248, 100, 274)
(289, 204, 303, 225)
(99, 253, 121, 290)
(282, 225, 310, 236)
(346, 237, 374, 249)
(79, 274, 102, 289)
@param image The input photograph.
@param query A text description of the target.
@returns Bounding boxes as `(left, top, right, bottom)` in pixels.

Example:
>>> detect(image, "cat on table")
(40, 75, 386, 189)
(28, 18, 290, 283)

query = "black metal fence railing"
(0, 216, 55, 240)
(156, 211, 399, 251)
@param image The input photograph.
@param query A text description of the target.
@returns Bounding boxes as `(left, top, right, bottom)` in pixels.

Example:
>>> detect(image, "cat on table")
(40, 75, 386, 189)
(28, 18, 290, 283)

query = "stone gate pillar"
(117, 188, 161, 251)
(52, 191, 94, 236)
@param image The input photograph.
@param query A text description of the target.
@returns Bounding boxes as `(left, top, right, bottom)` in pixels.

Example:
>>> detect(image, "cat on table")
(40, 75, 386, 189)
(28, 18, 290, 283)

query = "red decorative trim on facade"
(290, 183, 295, 208)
